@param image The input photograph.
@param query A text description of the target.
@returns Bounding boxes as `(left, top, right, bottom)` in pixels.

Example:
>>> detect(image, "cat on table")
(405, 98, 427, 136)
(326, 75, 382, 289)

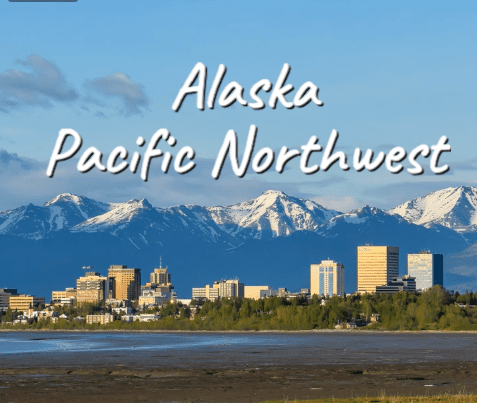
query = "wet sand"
(1, 331, 476, 402)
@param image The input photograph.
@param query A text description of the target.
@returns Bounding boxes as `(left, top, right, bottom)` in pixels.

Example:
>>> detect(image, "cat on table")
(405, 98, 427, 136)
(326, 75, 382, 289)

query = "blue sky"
(0, 0, 476, 211)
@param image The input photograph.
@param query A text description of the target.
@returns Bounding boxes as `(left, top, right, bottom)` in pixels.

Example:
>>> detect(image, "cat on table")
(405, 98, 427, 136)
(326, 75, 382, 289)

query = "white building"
(310, 260, 345, 297)
(407, 251, 444, 291)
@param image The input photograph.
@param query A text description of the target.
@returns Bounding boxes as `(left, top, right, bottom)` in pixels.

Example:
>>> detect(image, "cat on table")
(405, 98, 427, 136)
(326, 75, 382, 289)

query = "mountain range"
(1, 186, 477, 298)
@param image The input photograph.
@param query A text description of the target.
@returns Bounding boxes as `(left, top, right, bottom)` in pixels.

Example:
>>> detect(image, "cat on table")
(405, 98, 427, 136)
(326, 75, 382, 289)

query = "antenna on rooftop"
(159, 256, 162, 269)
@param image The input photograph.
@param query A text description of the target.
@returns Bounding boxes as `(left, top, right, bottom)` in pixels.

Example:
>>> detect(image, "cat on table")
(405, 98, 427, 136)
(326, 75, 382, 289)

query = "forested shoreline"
(2, 286, 477, 331)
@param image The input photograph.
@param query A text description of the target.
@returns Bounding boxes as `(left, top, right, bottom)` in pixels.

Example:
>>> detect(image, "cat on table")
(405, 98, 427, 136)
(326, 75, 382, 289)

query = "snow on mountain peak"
(44, 193, 86, 207)
(207, 190, 340, 237)
(388, 186, 477, 232)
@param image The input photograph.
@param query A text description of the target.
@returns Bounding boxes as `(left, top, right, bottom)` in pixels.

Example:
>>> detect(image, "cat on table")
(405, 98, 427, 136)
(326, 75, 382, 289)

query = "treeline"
(3, 286, 477, 331)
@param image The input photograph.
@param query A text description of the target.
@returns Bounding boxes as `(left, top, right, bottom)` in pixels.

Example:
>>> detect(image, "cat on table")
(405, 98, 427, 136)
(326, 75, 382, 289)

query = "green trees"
(3, 286, 477, 331)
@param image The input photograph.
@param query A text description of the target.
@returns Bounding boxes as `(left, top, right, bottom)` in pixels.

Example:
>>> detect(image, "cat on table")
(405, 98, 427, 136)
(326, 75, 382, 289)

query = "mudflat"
(0, 331, 476, 402)
(1, 361, 477, 403)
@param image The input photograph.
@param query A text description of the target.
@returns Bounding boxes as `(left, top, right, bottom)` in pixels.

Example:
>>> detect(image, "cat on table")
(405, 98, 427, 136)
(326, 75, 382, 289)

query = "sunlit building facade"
(357, 246, 399, 294)
(407, 252, 443, 291)
(310, 260, 344, 297)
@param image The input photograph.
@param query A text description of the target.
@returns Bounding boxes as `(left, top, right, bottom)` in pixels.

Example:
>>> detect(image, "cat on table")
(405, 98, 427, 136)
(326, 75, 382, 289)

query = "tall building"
(407, 251, 444, 290)
(150, 260, 172, 285)
(310, 260, 345, 297)
(108, 265, 141, 301)
(357, 245, 399, 294)
(76, 272, 110, 304)
(139, 260, 175, 307)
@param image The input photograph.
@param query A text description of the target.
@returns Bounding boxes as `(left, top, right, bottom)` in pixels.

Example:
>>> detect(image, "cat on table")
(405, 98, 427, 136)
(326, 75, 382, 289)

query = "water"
(0, 331, 476, 368)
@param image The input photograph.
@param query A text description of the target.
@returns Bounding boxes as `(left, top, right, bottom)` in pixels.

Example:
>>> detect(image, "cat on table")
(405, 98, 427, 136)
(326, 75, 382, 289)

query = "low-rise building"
(244, 286, 274, 300)
(86, 313, 117, 325)
(375, 275, 417, 294)
(192, 279, 244, 301)
(0, 288, 17, 309)
(51, 288, 76, 305)
(9, 295, 45, 311)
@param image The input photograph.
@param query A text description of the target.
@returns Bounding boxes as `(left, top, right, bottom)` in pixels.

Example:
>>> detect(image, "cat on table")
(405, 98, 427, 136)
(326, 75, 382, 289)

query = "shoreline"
(1, 328, 477, 333)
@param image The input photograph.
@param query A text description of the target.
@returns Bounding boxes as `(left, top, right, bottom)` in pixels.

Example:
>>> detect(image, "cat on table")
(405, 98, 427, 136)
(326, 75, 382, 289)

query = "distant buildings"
(407, 251, 444, 291)
(244, 286, 274, 300)
(310, 260, 344, 297)
(357, 245, 399, 294)
(9, 295, 45, 311)
(86, 313, 117, 325)
(51, 287, 77, 306)
(139, 263, 176, 307)
(108, 265, 141, 301)
(192, 279, 244, 301)
(375, 275, 417, 294)
(192, 284, 219, 301)
(76, 272, 111, 305)
(0, 289, 17, 309)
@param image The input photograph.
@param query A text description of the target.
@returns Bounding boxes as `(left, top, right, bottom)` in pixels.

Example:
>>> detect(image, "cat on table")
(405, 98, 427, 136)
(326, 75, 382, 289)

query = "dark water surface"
(1, 331, 476, 368)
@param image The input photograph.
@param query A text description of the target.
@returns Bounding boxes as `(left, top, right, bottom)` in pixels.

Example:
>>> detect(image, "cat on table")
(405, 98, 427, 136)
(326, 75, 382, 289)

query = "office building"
(9, 295, 45, 311)
(108, 265, 141, 301)
(192, 279, 244, 300)
(407, 251, 444, 290)
(357, 245, 399, 293)
(244, 286, 273, 300)
(376, 275, 417, 294)
(51, 288, 77, 305)
(213, 279, 244, 298)
(86, 313, 117, 325)
(150, 261, 172, 286)
(0, 289, 17, 309)
(76, 272, 111, 305)
(310, 260, 345, 297)
(192, 284, 219, 301)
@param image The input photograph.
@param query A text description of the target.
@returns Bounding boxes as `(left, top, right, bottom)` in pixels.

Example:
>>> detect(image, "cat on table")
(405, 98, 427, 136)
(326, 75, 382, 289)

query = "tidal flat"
(0, 332, 476, 402)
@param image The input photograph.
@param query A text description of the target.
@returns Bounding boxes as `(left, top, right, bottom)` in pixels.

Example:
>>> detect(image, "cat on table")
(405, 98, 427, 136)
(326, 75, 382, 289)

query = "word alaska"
(172, 63, 323, 111)
(46, 126, 451, 180)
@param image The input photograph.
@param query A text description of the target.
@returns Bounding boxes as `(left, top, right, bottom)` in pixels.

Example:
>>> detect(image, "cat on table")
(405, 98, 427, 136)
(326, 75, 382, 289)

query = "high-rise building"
(310, 260, 345, 297)
(150, 262, 172, 285)
(407, 251, 444, 290)
(108, 265, 141, 301)
(76, 272, 111, 305)
(357, 245, 399, 294)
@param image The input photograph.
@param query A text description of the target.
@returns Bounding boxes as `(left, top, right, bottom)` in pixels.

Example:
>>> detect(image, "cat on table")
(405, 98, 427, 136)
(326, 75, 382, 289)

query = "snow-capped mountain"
(0, 193, 109, 239)
(207, 190, 340, 239)
(27, 190, 339, 244)
(388, 186, 477, 233)
(0, 186, 476, 297)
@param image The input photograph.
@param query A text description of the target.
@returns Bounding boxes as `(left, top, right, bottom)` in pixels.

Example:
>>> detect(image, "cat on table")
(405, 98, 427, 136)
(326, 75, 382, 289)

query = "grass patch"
(260, 394, 477, 403)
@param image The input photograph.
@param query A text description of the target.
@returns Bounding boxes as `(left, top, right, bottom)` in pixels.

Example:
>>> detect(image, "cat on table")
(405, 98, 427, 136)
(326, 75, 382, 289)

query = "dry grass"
(261, 392, 477, 403)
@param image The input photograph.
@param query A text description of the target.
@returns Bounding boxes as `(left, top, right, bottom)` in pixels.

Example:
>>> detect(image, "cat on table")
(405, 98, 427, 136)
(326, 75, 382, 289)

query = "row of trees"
(2, 286, 477, 331)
